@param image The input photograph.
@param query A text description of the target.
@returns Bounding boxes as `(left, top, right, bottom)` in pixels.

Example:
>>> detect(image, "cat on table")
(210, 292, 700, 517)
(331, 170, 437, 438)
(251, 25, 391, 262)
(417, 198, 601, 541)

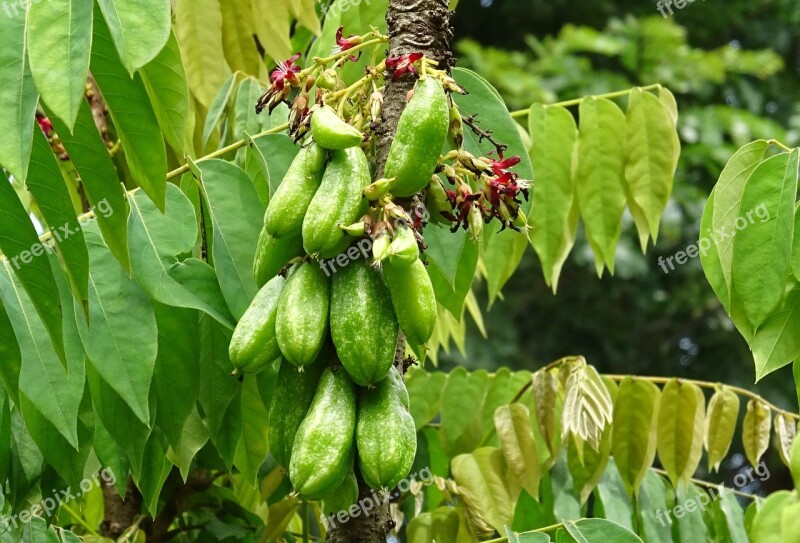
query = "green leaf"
(9, 408, 44, 509)
(91, 6, 167, 210)
(506, 528, 551, 543)
(704, 385, 740, 472)
(656, 379, 705, 487)
(407, 368, 446, 430)
(192, 159, 265, 319)
(136, 429, 173, 516)
(198, 316, 240, 444)
(495, 404, 541, 500)
(563, 518, 643, 543)
(202, 73, 238, 150)
(528, 104, 578, 292)
(742, 399, 771, 466)
(592, 459, 634, 531)
(79, 227, 157, 425)
(532, 369, 560, 459)
(234, 79, 264, 141)
(220, 0, 262, 74)
(576, 97, 627, 276)
(0, 7, 38, 182)
(751, 283, 800, 380)
(750, 490, 794, 543)
(96, 0, 170, 73)
(0, 169, 66, 365)
(635, 471, 671, 543)
(234, 375, 271, 485)
(440, 368, 489, 457)
(712, 489, 749, 543)
(568, 422, 612, 505)
(712, 140, 770, 306)
(247, 132, 299, 197)
(153, 304, 201, 453)
(140, 31, 195, 156)
(774, 413, 796, 468)
(0, 298, 21, 403)
(27, 127, 89, 303)
(425, 225, 480, 319)
(732, 150, 799, 328)
(0, 262, 79, 448)
(674, 483, 709, 542)
(128, 184, 235, 328)
(27, 0, 92, 130)
(174, 0, 232, 108)
(49, 100, 130, 270)
(86, 360, 150, 484)
(611, 377, 660, 496)
(623, 88, 679, 249)
(451, 447, 513, 534)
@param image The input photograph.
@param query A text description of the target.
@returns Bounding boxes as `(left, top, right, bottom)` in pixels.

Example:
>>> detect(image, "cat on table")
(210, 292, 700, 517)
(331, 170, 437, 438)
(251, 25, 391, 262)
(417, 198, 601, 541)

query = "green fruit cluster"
(232, 98, 444, 500)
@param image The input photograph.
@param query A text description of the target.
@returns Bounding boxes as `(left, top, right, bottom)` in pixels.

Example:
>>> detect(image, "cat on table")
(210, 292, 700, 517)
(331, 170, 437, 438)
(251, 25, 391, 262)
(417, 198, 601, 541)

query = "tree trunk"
(326, 0, 452, 541)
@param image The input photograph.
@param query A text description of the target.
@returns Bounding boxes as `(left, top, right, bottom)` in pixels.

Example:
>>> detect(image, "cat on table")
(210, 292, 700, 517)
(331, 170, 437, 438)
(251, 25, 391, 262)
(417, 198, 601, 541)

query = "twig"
(462, 113, 508, 157)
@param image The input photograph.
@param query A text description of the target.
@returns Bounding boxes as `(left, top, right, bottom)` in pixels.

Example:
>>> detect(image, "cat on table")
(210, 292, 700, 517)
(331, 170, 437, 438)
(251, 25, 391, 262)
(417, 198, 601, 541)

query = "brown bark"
(326, 1, 452, 541)
(101, 477, 143, 539)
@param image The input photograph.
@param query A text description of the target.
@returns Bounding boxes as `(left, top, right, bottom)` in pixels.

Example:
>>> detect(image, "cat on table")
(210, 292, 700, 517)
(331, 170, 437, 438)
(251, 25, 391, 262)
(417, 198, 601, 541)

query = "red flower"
(270, 53, 302, 90)
(335, 26, 363, 62)
(386, 53, 423, 80)
(36, 114, 53, 137)
(490, 155, 520, 176)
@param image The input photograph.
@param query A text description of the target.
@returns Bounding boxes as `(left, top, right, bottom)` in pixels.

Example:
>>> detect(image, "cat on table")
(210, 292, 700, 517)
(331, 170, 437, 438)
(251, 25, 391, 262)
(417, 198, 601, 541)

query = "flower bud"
(371, 230, 391, 265)
(364, 177, 395, 200)
(467, 206, 483, 240)
(340, 221, 366, 237)
(317, 68, 337, 91)
(387, 226, 419, 267)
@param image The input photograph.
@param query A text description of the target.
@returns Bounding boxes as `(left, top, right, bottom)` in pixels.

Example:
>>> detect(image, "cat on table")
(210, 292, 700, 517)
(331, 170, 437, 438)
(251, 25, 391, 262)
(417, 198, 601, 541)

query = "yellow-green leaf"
(96, 0, 170, 73)
(532, 369, 560, 458)
(656, 379, 705, 488)
(742, 399, 771, 467)
(220, 0, 263, 75)
(252, 0, 293, 62)
(774, 413, 796, 468)
(576, 97, 627, 276)
(451, 447, 513, 534)
(174, 0, 232, 108)
(529, 104, 579, 292)
(290, 0, 321, 35)
(623, 88, 679, 249)
(611, 377, 660, 496)
(704, 385, 740, 472)
(494, 404, 540, 500)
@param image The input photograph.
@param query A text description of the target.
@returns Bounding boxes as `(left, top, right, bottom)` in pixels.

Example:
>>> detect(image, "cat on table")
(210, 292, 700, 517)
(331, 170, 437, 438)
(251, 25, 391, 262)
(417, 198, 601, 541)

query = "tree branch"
(327, 1, 452, 540)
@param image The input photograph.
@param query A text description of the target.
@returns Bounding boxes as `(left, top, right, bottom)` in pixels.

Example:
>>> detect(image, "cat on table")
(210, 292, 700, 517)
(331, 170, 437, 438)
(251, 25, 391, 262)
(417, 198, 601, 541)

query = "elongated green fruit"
(331, 260, 398, 386)
(264, 143, 327, 238)
(276, 262, 330, 367)
(387, 226, 419, 268)
(383, 259, 437, 346)
(303, 147, 370, 258)
(290, 367, 357, 497)
(229, 276, 285, 373)
(357, 367, 416, 489)
(253, 227, 303, 287)
(268, 357, 326, 467)
(321, 470, 358, 516)
(310, 105, 363, 150)
(384, 78, 449, 196)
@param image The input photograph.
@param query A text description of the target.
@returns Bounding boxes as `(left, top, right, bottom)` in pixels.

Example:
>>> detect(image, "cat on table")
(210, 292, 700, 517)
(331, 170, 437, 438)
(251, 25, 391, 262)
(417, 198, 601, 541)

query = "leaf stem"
(768, 139, 794, 153)
(603, 374, 799, 420)
(648, 467, 761, 501)
(60, 502, 101, 537)
(509, 84, 662, 118)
